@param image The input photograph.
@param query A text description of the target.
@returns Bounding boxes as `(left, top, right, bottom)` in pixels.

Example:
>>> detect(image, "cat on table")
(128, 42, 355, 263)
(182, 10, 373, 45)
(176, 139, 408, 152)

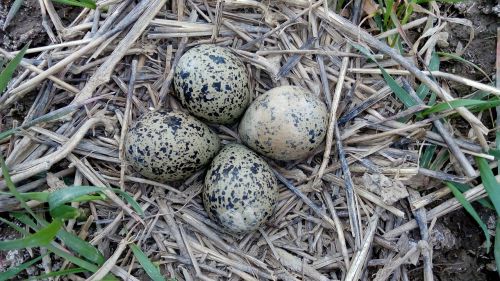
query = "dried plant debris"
(0, 0, 498, 280)
(362, 173, 409, 205)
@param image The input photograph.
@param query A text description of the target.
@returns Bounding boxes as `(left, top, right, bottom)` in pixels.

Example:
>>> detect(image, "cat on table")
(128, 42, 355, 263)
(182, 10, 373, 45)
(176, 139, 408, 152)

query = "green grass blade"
(453, 182, 495, 210)
(2, 0, 24, 30)
(446, 182, 491, 251)
(422, 99, 500, 116)
(130, 243, 165, 281)
(11, 213, 105, 267)
(488, 149, 500, 161)
(0, 217, 102, 276)
(416, 52, 440, 101)
(48, 186, 102, 210)
(0, 191, 48, 202)
(0, 219, 62, 250)
(27, 268, 87, 280)
(112, 188, 144, 216)
(476, 157, 500, 216)
(353, 43, 416, 108)
(50, 0, 96, 9)
(0, 217, 26, 233)
(0, 256, 43, 281)
(50, 205, 80, 219)
(470, 98, 500, 113)
(56, 230, 105, 265)
(429, 150, 449, 171)
(380, 65, 417, 107)
(416, 0, 473, 4)
(495, 221, 500, 279)
(48, 185, 143, 216)
(383, 0, 394, 28)
(420, 144, 436, 169)
(0, 43, 28, 94)
(0, 154, 37, 219)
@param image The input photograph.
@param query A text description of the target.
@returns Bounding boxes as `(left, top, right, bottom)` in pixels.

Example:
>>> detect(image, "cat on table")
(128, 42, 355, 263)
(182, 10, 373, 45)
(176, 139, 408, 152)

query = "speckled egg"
(173, 44, 251, 124)
(239, 86, 328, 161)
(203, 143, 279, 233)
(126, 110, 220, 182)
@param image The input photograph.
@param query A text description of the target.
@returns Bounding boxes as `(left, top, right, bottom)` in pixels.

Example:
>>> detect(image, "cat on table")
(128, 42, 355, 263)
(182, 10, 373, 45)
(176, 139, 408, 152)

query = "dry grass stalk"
(0, 1, 497, 280)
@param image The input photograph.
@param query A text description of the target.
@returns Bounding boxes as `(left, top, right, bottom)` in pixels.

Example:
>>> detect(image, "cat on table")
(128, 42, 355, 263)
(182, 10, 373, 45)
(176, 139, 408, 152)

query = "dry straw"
(0, 0, 497, 280)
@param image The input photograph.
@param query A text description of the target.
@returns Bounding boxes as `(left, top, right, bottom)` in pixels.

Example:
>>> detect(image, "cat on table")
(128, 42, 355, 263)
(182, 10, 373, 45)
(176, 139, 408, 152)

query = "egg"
(203, 143, 279, 233)
(125, 110, 220, 182)
(239, 86, 328, 161)
(173, 44, 251, 124)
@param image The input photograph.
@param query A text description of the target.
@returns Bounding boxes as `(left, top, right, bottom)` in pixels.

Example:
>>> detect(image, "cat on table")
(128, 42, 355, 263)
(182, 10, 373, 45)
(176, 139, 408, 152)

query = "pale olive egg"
(125, 110, 220, 182)
(239, 86, 328, 161)
(173, 44, 251, 124)
(203, 144, 279, 233)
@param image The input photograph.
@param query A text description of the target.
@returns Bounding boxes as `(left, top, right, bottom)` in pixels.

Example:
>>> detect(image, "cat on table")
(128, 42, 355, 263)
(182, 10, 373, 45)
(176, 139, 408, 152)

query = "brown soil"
(0, 0, 80, 51)
(440, 0, 498, 95)
(0, 0, 46, 51)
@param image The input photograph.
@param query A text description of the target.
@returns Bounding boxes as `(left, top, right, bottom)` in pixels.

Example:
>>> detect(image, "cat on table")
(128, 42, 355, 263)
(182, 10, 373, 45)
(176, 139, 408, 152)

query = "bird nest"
(1, 0, 499, 280)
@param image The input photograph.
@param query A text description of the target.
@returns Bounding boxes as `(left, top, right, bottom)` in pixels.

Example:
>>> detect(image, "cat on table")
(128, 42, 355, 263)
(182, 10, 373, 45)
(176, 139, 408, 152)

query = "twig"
(345, 207, 381, 281)
(402, 79, 476, 177)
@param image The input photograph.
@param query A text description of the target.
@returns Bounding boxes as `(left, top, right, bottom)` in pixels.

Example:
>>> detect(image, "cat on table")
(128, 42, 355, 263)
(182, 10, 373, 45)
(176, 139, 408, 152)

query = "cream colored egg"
(239, 86, 328, 161)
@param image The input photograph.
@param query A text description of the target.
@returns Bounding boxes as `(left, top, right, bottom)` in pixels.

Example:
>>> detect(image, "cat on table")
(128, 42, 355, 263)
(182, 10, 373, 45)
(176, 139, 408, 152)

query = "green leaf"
(27, 268, 87, 280)
(0, 191, 48, 202)
(352, 43, 416, 108)
(446, 182, 491, 251)
(56, 230, 105, 266)
(470, 98, 500, 114)
(452, 182, 495, 210)
(0, 154, 37, 218)
(0, 43, 29, 95)
(489, 149, 500, 161)
(50, 0, 96, 9)
(495, 221, 500, 279)
(112, 188, 144, 216)
(48, 185, 144, 216)
(10, 213, 105, 267)
(476, 157, 500, 217)
(416, 0, 470, 3)
(2, 0, 23, 30)
(130, 243, 165, 281)
(0, 219, 62, 250)
(420, 144, 436, 169)
(416, 52, 440, 102)
(0, 217, 100, 274)
(50, 205, 80, 219)
(429, 150, 449, 171)
(0, 217, 26, 234)
(48, 186, 102, 210)
(421, 99, 500, 116)
(0, 256, 43, 281)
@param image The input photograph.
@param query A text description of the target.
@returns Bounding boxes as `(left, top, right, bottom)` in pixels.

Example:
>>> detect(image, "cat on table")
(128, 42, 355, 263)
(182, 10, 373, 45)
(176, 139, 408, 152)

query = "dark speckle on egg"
(239, 86, 328, 161)
(203, 144, 278, 234)
(173, 45, 251, 124)
(125, 110, 220, 182)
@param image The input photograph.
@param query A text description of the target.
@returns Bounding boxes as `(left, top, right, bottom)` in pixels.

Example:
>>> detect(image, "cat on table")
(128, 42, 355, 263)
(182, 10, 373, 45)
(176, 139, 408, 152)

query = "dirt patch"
(433, 209, 497, 281)
(0, 0, 80, 51)
(439, 0, 497, 93)
(0, 0, 46, 51)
